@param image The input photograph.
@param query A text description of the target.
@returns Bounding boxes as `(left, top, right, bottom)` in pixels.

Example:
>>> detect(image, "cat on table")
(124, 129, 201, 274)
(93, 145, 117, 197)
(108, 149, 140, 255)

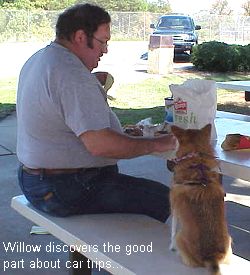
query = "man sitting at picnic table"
(16, 3, 176, 222)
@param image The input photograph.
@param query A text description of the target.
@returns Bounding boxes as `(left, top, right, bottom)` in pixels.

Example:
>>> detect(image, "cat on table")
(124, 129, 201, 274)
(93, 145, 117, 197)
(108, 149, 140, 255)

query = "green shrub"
(238, 44, 250, 71)
(191, 41, 232, 72)
(229, 44, 243, 71)
(191, 41, 250, 72)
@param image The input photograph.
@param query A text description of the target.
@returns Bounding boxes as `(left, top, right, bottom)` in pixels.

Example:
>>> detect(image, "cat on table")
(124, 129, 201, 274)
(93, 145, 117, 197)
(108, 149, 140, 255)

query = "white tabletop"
(217, 81, 250, 91)
(214, 115, 250, 181)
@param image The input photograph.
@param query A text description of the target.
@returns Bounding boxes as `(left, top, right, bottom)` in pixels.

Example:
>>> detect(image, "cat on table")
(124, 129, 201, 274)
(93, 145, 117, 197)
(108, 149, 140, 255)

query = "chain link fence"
(1, 9, 250, 44)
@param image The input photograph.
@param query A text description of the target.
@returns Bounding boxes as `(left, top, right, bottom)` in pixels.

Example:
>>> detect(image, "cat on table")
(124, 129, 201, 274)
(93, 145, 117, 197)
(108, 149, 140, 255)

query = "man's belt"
(22, 166, 86, 176)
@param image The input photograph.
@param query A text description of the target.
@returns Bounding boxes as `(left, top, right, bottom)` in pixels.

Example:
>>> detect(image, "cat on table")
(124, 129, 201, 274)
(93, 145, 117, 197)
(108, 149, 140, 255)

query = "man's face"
(80, 23, 110, 71)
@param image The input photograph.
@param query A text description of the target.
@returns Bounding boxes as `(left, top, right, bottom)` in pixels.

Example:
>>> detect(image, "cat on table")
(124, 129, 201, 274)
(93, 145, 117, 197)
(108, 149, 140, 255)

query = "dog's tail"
(204, 260, 221, 275)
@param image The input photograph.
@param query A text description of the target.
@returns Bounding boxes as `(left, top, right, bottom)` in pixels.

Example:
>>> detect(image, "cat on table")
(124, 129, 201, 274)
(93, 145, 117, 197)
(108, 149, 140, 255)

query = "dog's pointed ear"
(171, 125, 184, 137)
(201, 124, 212, 138)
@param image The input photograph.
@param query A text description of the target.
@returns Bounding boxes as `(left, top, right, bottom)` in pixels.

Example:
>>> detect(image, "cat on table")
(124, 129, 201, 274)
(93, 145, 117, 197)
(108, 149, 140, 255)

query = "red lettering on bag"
(174, 99, 187, 114)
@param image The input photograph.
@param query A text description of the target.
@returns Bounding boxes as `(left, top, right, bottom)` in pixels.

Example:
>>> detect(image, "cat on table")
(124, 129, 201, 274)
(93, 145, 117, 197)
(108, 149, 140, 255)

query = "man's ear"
(73, 29, 86, 44)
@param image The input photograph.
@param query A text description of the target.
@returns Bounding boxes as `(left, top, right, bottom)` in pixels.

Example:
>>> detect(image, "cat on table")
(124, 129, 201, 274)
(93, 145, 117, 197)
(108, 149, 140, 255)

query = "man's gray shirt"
(17, 42, 122, 168)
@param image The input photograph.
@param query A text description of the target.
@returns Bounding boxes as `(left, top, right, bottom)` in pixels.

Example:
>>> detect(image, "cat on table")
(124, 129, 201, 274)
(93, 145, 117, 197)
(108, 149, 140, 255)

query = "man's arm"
(80, 128, 176, 159)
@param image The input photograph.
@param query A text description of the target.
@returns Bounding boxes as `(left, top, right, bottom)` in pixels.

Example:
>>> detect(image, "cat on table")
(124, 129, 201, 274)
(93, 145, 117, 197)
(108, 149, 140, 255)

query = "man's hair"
(56, 3, 111, 44)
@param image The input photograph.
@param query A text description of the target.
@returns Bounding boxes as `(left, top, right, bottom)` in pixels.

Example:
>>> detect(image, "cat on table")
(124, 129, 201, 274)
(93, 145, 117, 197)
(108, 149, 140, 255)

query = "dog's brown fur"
(170, 124, 232, 275)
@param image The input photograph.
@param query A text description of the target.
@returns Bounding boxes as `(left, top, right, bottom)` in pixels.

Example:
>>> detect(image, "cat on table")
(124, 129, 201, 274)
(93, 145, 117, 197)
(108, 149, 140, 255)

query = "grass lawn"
(0, 77, 17, 119)
(0, 70, 249, 124)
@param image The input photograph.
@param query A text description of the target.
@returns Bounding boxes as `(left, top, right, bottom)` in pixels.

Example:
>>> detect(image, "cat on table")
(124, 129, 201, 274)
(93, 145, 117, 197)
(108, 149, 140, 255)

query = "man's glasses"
(93, 36, 108, 50)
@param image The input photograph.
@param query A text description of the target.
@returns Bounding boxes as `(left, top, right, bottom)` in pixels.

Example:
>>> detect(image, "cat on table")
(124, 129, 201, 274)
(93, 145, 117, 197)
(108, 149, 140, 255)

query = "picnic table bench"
(11, 195, 250, 275)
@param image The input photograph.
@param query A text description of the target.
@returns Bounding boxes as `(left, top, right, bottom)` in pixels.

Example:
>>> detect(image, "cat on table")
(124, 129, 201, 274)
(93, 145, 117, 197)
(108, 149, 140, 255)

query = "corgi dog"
(169, 124, 232, 275)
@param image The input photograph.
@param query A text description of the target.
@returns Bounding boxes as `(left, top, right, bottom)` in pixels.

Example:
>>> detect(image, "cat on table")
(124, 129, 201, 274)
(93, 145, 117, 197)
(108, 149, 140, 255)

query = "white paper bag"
(169, 79, 217, 140)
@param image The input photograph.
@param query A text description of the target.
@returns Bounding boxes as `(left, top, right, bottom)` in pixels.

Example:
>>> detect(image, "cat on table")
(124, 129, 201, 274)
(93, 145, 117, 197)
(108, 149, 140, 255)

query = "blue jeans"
(18, 164, 170, 222)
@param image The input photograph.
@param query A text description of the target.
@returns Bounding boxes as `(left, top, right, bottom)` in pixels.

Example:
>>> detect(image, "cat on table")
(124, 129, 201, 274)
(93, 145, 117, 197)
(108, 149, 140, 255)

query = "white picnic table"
(216, 80, 250, 101)
(10, 110, 250, 275)
(214, 111, 250, 182)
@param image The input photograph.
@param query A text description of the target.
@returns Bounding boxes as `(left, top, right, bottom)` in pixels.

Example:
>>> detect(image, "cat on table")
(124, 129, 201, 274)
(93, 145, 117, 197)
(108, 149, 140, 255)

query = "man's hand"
(93, 71, 114, 92)
(152, 134, 177, 153)
(93, 71, 108, 86)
